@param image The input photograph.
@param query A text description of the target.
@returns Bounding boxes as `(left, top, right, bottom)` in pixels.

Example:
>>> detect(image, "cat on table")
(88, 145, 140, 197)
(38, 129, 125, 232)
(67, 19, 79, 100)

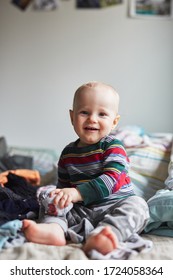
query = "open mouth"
(84, 127, 98, 131)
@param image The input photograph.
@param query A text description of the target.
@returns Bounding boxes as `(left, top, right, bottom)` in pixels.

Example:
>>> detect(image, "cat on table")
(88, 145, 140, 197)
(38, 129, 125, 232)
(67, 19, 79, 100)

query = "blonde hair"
(73, 81, 119, 113)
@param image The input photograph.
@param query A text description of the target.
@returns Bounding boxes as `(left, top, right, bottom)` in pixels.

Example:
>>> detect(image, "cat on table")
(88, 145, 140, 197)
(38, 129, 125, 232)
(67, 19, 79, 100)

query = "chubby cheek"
(102, 123, 113, 134)
(74, 118, 84, 131)
(77, 118, 84, 127)
(100, 119, 110, 128)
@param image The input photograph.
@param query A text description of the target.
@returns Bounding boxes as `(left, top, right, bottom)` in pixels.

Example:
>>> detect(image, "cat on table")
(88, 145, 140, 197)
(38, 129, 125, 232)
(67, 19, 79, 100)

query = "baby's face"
(70, 85, 119, 147)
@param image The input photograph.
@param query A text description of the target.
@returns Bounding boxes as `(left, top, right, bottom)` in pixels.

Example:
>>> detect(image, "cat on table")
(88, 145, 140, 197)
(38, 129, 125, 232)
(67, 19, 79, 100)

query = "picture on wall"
(11, 0, 32, 10)
(129, 0, 173, 19)
(76, 0, 123, 8)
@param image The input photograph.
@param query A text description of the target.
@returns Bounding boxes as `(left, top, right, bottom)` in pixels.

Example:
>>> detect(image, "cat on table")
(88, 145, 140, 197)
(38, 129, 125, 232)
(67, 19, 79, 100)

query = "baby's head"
(73, 81, 119, 115)
(70, 81, 120, 147)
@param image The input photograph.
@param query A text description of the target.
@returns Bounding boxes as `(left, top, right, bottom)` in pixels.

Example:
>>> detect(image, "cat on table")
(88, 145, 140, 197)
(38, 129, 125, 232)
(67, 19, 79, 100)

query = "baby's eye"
(99, 112, 107, 117)
(80, 111, 88, 115)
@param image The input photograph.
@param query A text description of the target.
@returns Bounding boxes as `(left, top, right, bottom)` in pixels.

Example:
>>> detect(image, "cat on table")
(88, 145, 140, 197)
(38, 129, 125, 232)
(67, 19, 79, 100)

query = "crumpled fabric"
(0, 219, 26, 250)
(88, 233, 153, 260)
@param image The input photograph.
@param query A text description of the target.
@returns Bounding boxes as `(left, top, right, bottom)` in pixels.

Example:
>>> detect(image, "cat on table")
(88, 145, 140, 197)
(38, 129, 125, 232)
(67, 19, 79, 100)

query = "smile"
(84, 127, 98, 131)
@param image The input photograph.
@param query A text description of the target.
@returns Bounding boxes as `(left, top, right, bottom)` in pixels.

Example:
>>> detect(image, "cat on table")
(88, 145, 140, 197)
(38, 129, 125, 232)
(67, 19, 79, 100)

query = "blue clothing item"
(144, 189, 173, 237)
(0, 219, 23, 249)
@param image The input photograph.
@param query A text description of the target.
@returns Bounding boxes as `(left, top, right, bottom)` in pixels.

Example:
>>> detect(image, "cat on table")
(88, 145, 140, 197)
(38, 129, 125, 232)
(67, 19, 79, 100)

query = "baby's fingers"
(59, 194, 68, 208)
(52, 191, 64, 205)
(60, 194, 72, 208)
(64, 195, 72, 208)
(49, 189, 61, 197)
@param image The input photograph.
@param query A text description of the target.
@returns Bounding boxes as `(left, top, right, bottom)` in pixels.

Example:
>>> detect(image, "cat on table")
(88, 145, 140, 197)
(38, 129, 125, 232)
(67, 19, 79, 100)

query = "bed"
(0, 125, 173, 260)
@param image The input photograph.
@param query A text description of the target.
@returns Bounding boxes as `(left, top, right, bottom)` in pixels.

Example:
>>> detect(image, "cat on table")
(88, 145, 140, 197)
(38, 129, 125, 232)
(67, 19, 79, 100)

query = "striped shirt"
(58, 134, 134, 205)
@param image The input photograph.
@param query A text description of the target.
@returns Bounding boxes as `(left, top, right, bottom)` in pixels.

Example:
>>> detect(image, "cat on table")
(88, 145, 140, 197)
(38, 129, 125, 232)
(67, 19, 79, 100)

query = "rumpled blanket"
(0, 218, 153, 260)
(89, 233, 153, 260)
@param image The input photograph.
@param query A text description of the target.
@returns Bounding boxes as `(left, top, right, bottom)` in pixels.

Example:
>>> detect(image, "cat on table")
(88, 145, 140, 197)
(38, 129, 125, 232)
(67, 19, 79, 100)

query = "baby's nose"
(88, 114, 98, 123)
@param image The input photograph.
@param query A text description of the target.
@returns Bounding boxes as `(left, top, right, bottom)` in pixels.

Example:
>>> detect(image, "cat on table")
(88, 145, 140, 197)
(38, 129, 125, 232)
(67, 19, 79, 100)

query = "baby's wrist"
(74, 188, 83, 202)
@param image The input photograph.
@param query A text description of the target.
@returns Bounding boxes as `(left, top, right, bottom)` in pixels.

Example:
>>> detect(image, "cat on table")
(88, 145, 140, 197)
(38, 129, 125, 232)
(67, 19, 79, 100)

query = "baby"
(23, 81, 149, 255)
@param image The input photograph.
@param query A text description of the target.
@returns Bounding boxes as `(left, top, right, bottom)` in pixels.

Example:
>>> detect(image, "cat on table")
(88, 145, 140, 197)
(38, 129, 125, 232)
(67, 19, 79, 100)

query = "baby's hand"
(50, 188, 83, 208)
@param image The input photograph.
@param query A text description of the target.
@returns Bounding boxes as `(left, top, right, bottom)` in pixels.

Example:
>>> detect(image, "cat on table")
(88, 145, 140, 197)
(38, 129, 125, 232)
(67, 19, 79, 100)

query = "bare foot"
(83, 226, 118, 255)
(22, 219, 66, 246)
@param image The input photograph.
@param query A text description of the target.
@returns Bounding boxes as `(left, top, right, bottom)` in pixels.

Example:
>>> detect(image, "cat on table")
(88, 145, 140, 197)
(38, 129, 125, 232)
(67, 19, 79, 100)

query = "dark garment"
(0, 210, 18, 226)
(0, 185, 22, 201)
(0, 173, 40, 225)
(0, 198, 39, 226)
(4, 173, 39, 199)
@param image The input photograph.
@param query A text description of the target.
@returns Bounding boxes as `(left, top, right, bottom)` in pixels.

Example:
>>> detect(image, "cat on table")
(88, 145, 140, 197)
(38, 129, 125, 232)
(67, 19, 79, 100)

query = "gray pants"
(38, 186, 149, 243)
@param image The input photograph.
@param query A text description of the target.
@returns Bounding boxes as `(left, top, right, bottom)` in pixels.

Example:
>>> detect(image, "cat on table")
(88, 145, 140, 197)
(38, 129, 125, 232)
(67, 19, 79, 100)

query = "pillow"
(165, 140, 173, 190)
(128, 143, 171, 200)
(130, 170, 165, 201)
(8, 146, 58, 175)
(144, 189, 173, 237)
(127, 145, 170, 182)
(115, 126, 172, 201)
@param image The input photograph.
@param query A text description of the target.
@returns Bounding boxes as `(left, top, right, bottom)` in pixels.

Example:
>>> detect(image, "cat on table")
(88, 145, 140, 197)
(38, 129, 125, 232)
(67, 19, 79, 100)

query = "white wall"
(0, 1, 173, 152)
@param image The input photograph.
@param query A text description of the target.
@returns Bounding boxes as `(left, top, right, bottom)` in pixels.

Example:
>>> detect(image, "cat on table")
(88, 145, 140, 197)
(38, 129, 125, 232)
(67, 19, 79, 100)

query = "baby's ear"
(114, 114, 120, 125)
(112, 114, 120, 129)
(69, 109, 74, 125)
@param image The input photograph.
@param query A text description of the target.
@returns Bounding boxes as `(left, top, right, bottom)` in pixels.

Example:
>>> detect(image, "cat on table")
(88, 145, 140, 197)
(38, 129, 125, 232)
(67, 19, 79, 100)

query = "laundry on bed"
(0, 126, 173, 260)
(0, 173, 39, 226)
(0, 169, 40, 186)
(0, 219, 25, 250)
